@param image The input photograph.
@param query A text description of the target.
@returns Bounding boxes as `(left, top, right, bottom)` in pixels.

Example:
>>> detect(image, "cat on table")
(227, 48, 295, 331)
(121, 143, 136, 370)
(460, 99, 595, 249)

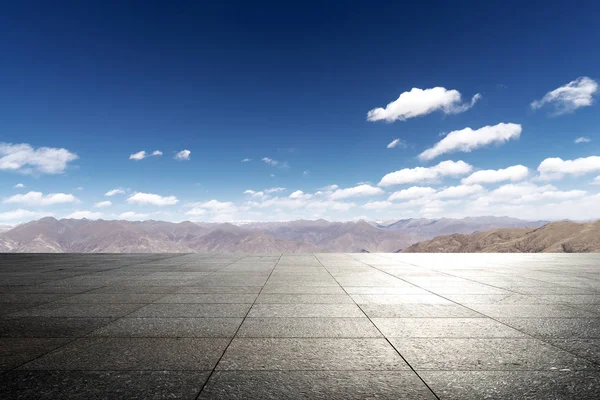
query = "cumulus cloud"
(0, 209, 50, 222)
(119, 211, 149, 220)
(388, 186, 437, 201)
(94, 201, 112, 208)
(329, 184, 384, 200)
(289, 190, 313, 200)
(129, 151, 147, 160)
(126, 192, 179, 206)
(175, 149, 191, 160)
(419, 123, 522, 161)
(105, 188, 125, 196)
(14, 183, 24, 188)
(574, 137, 591, 144)
(185, 208, 206, 216)
(362, 201, 393, 210)
(189, 200, 238, 215)
(3, 191, 79, 206)
(367, 87, 481, 122)
(538, 156, 600, 180)
(65, 211, 103, 220)
(129, 150, 162, 160)
(461, 165, 529, 185)
(386, 138, 407, 149)
(379, 160, 472, 187)
(319, 184, 339, 191)
(434, 184, 484, 199)
(531, 77, 598, 115)
(0, 143, 78, 174)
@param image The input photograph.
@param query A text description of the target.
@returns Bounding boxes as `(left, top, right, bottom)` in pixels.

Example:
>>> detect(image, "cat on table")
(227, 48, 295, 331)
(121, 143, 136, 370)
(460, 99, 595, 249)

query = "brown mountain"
(403, 220, 600, 253)
(243, 219, 422, 252)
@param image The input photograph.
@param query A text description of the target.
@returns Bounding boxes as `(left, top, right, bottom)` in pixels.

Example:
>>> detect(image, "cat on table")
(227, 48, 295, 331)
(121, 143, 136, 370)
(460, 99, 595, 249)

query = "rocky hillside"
(403, 220, 600, 253)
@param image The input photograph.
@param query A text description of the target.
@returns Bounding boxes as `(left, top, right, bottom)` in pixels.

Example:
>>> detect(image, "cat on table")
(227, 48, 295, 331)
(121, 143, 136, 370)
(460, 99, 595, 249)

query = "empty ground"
(0, 253, 599, 399)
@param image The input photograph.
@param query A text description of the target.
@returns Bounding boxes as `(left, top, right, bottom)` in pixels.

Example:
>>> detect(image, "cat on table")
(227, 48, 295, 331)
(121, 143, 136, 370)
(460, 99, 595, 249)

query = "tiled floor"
(0, 253, 599, 399)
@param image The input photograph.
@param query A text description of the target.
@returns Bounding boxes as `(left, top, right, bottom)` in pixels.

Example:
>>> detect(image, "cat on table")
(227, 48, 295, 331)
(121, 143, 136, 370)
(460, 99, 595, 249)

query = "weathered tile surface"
(0, 252, 599, 399)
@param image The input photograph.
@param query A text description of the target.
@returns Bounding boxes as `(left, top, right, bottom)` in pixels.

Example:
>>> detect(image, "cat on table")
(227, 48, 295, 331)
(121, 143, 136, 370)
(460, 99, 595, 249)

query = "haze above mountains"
(0, 216, 556, 253)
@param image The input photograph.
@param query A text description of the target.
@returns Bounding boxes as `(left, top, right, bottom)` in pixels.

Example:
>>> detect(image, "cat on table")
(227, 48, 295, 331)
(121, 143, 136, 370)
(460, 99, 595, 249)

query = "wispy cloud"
(531, 77, 597, 115)
(14, 183, 24, 188)
(174, 149, 191, 160)
(126, 192, 179, 206)
(461, 165, 529, 185)
(94, 201, 112, 208)
(379, 160, 472, 186)
(386, 138, 407, 149)
(574, 137, 591, 144)
(3, 191, 79, 206)
(419, 123, 521, 161)
(367, 87, 480, 122)
(0, 143, 78, 174)
(129, 150, 163, 160)
(105, 188, 125, 196)
(241, 158, 252, 162)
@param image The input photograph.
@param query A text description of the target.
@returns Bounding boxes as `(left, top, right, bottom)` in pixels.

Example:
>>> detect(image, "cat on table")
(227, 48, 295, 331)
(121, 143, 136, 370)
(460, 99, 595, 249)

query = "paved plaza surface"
(0, 253, 599, 399)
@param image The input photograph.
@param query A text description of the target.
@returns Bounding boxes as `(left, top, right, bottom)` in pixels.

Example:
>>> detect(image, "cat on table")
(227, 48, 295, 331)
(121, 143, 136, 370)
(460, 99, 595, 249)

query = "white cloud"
(65, 211, 104, 220)
(185, 208, 206, 216)
(105, 188, 125, 196)
(538, 156, 600, 180)
(319, 184, 339, 191)
(129, 151, 147, 160)
(119, 211, 149, 220)
(386, 138, 406, 149)
(175, 149, 191, 160)
(434, 184, 484, 199)
(262, 157, 279, 166)
(94, 201, 112, 208)
(0, 209, 50, 222)
(14, 183, 24, 188)
(329, 184, 384, 200)
(531, 77, 598, 115)
(593, 176, 600, 185)
(388, 186, 436, 201)
(241, 158, 252, 162)
(461, 165, 529, 185)
(3, 191, 79, 206)
(152, 150, 163, 156)
(574, 137, 591, 144)
(379, 160, 472, 186)
(0, 143, 78, 174)
(190, 200, 238, 214)
(367, 87, 480, 122)
(265, 187, 286, 194)
(362, 201, 393, 210)
(303, 170, 310, 175)
(126, 192, 179, 206)
(419, 123, 522, 161)
(289, 190, 312, 200)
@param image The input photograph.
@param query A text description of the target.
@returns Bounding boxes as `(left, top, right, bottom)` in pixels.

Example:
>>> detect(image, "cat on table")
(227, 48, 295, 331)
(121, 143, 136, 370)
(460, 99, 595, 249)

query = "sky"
(1, 0, 600, 225)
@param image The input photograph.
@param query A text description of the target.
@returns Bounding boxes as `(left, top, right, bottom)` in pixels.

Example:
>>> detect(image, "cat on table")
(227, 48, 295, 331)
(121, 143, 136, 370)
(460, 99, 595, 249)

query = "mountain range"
(403, 220, 600, 253)
(0, 216, 553, 253)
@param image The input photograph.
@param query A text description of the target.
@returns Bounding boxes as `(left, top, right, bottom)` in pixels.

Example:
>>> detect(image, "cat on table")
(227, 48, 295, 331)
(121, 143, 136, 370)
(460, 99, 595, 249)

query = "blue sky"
(1, 0, 599, 224)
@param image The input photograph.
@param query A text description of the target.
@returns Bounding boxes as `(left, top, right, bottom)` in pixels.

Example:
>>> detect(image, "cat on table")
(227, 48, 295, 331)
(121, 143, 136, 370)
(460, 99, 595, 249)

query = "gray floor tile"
(256, 294, 354, 304)
(20, 337, 230, 370)
(420, 371, 600, 400)
(389, 338, 597, 370)
(248, 303, 364, 318)
(199, 371, 436, 399)
(372, 318, 527, 338)
(8, 303, 144, 318)
(89, 317, 243, 337)
(498, 318, 600, 339)
(0, 370, 210, 400)
(156, 294, 258, 303)
(237, 317, 381, 337)
(0, 317, 114, 337)
(217, 338, 410, 370)
(129, 303, 252, 318)
(360, 304, 483, 318)
(0, 338, 71, 370)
